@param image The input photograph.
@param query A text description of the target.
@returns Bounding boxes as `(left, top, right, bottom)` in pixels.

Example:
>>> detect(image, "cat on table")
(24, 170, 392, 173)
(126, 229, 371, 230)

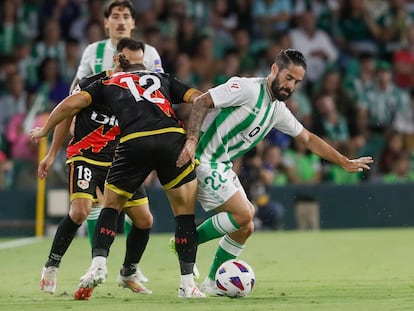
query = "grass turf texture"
(0, 229, 413, 311)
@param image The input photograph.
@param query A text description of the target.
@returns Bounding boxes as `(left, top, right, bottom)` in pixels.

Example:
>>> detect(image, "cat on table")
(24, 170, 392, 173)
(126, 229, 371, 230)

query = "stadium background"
(1, 0, 414, 236)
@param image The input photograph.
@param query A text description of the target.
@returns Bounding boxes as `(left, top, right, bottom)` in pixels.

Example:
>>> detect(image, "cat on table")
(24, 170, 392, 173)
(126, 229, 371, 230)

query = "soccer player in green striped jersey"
(177, 49, 373, 295)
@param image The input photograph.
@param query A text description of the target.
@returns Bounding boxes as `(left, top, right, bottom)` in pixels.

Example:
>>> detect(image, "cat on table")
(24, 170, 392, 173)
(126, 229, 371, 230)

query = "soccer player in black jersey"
(38, 41, 152, 295)
(31, 38, 205, 299)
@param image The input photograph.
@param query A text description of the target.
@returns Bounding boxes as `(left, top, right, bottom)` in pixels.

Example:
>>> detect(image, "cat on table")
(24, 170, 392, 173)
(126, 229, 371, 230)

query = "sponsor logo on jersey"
(77, 180, 90, 190)
(227, 82, 241, 93)
(90, 111, 119, 126)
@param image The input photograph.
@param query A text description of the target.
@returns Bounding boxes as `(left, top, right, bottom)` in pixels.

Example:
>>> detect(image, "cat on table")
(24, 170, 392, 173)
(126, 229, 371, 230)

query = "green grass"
(0, 229, 413, 311)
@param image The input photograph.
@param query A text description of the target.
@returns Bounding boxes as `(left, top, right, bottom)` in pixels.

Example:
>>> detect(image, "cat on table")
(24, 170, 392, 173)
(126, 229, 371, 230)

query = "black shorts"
(67, 159, 147, 205)
(105, 132, 196, 197)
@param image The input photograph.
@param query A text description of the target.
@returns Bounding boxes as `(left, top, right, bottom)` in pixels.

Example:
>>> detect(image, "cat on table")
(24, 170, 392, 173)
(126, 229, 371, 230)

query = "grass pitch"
(0, 229, 413, 311)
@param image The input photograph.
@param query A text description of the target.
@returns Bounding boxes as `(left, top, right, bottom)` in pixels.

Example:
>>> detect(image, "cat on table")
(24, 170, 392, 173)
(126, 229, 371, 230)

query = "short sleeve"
(208, 77, 255, 109)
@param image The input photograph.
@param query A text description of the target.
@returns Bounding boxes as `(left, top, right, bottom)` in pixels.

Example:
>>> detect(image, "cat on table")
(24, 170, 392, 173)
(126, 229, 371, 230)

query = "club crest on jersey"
(227, 82, 241, 93)
(77, 180, 89, 190)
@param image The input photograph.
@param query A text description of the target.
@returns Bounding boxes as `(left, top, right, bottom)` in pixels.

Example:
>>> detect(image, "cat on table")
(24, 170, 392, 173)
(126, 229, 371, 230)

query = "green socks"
(86, 206, 102, 246)
(207, 235, 245, 280)
(197, 212, 240, 245)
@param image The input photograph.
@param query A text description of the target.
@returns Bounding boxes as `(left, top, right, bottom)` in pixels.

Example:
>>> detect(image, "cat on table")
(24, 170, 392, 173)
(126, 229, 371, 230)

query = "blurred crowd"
(1, 0, 414, 193)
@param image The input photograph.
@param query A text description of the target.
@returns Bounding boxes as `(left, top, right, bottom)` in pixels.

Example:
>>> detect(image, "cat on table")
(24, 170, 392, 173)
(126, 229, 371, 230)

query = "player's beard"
(271, 73, 292, 101)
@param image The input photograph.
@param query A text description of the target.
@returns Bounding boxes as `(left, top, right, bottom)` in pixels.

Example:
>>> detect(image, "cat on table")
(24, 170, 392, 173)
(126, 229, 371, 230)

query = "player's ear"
(271, 63, 279, 75)
(113, 54, 119, 66)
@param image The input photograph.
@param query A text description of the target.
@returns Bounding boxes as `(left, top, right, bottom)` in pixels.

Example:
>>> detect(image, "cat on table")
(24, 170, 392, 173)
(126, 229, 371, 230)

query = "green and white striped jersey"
(196, 76, 303, 169)
(75, 39, 164, 79)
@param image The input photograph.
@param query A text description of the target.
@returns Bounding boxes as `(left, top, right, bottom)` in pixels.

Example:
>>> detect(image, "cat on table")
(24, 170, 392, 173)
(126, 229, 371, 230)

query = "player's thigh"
(124, 185, 153, 228)
(196, 164, 251, 215)
(106, 141, 153, 196)
(165, 178, 198, 215)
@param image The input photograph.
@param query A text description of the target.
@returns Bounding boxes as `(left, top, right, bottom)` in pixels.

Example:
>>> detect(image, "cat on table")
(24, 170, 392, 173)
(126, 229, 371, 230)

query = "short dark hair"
(104, 0, 136, 19)
(274, 49, 307, 71)
(116, 37, 145, 53)
(116, 38, 146, 71)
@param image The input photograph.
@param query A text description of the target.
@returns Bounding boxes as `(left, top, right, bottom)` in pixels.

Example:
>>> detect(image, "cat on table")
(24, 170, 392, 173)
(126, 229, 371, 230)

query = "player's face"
(270, 63, 305, 101)
(104, 6, 135, 40)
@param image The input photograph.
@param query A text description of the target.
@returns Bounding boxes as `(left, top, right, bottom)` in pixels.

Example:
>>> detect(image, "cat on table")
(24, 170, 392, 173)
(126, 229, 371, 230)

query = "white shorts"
(196, 163, 247, 212)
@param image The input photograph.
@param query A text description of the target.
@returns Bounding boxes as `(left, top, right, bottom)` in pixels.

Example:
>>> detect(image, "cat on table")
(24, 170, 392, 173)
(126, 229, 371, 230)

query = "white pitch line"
(0, 237, 42, 250)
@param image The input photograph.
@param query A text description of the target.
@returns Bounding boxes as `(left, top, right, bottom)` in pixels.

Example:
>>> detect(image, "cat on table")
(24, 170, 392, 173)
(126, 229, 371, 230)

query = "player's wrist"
(187, 136, 198, 144)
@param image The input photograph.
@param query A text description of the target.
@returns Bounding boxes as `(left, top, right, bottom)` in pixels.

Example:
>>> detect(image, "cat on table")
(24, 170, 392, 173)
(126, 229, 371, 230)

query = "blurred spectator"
(252, 0, 293, 39)
(393, 88, 414, 153)
(0, 72, 28, 137)
(39, 0, 81, 40)
(0, 0, 30, 56)
(5, 110, 45, 189)
(210, 0, 237, 58)
(176, 17, 200, 55)
(293, 0, 340, 19)
(335, 0, 382, 65)
(232, 28, 258, 74)
(232, 0, 254, 35)
(312, 94, 358, 157)
(382, 151, 414, 183)
(344, 51, 377, 101)
(282, 139, 322, 230)
(190, 34, 219, 85)
(32, 19, 66, 67)
(0, 132, 12, 189)
(31, 57, 70, 117)
(363, 0, 389, 20)
(262, 143, 288, 186)
(60, 37, 80, 85)
(214, 48, 241, 86)
(313, 67, 362, 141)
(377, 130, 405, 174)
(392, 24, 414, 89)
(356, 60, 410, 159)
(378, 0, 413, 60)
(80, 19, 106, 50)
(324, 144, 363, 184)
(289, 9, 338, 92)
(285, 88, 313, 130)
(14, 41, 38, 90)
(69, 0, 105, 43)
(0, 55, 18, 95)
(238, 144, 285, 230)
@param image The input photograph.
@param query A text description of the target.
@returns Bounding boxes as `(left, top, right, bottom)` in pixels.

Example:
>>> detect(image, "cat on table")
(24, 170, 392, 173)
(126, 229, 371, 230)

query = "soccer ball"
(215, 259, 255, 298)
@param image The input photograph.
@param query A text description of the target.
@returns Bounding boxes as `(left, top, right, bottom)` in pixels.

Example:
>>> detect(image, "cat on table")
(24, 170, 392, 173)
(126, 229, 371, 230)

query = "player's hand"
(38, 154, 55, 179)
(176, 138, 197, 167)
(30, 127, 46, 143)
(342, 156, 373, 173)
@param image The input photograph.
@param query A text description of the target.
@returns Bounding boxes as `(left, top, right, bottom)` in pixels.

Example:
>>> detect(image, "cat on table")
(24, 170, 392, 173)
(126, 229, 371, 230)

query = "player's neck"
(265, 77, 276, 101)
(109, 38, 118, 49)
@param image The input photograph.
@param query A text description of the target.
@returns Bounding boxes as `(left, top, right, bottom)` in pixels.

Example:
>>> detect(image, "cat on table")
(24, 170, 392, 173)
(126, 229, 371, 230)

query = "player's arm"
(183, 88, 203, 104)
(37, 118, 72, 179)
(30, 92, 91, 141)
(70, 77, 80, 94)
(295, 128, 373, 173)
(176, 92, 214, 167)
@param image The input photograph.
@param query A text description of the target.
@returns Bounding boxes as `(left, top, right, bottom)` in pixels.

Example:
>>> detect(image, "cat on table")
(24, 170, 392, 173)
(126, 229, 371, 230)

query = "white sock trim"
(212, 212, 238, 235)
(87, 206, 102, 220)
(219, 235, 245, 257)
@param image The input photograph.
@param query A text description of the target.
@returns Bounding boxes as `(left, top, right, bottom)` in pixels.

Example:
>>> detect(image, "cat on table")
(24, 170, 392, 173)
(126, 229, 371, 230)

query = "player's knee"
(242, 221, 255, 237)
(233, 207, 255, 227)
(134, 214, 153, 229)
(69, 207, 89, 224)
